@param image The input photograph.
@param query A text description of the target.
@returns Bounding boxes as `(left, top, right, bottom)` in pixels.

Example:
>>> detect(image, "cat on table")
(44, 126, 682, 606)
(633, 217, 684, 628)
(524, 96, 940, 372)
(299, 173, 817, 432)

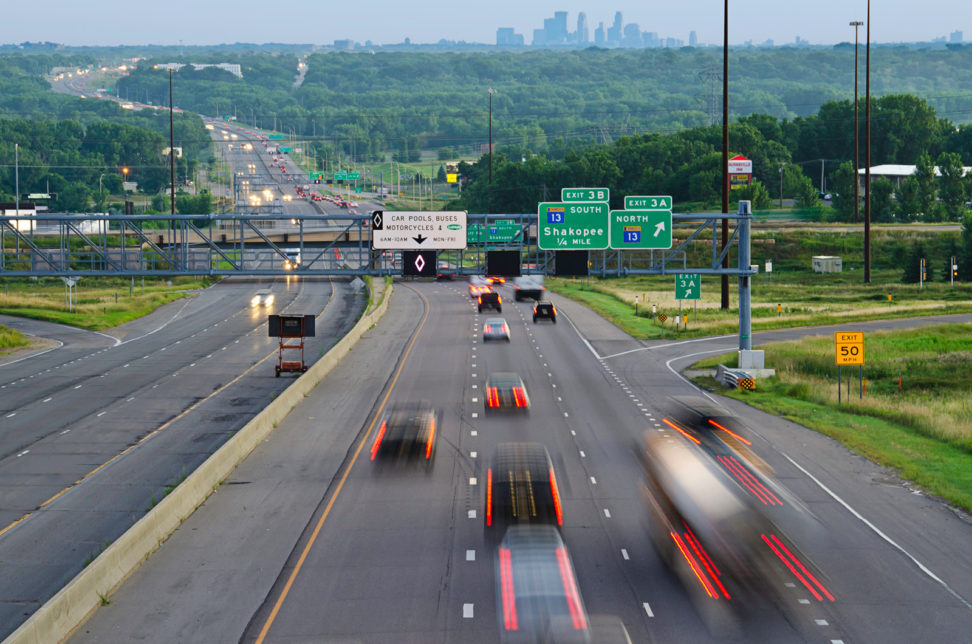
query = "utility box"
(812, 256, 843, 273)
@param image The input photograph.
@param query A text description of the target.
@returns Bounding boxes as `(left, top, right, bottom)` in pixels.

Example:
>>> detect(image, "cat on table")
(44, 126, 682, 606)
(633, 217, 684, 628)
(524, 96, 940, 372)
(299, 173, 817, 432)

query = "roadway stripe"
(255, 283, 429, 644)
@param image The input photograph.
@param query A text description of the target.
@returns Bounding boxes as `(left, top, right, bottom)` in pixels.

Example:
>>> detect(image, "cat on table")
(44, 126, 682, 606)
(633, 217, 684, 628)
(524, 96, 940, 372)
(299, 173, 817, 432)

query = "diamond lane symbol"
(372, 212, 383, 229)
(414, 254, 426, 273)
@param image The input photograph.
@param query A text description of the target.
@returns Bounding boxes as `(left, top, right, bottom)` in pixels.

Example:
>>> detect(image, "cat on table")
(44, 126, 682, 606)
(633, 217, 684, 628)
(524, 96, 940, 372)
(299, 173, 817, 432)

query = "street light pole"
(488, 87, 495, 214)
(864, 2, 872, 282)
(851, 20, 863, 225)
(721, 0, 730, 310)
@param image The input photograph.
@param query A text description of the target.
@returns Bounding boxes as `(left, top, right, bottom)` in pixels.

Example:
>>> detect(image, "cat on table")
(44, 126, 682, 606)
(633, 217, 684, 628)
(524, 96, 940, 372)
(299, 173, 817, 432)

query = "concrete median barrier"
(4, 281, 393, 644)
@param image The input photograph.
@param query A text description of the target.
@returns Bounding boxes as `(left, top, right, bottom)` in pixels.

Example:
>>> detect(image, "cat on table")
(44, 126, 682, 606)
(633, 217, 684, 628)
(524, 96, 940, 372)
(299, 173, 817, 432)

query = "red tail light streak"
(762, 533, 835, 601)
(718, 455, 782, 505)
(499, 547, 518, 630)
(369, 421, 388, 460)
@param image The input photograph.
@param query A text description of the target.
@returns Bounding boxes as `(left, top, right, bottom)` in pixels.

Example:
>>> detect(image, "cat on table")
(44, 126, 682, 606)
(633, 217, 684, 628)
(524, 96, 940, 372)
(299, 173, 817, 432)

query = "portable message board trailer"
(268, 314, 316, 376)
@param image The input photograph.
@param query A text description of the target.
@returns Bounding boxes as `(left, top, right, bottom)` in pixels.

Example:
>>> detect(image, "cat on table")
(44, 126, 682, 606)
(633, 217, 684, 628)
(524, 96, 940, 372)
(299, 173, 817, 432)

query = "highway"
(67, 283, 972, 643)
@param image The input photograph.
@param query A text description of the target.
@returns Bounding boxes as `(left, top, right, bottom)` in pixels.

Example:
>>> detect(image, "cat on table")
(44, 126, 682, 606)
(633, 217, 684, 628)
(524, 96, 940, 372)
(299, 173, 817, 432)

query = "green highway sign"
(309, 171, 325, 181)
(675, 273, 702, 300)
(625, 195, 672, 210)
(268, 134, 284, 140)
(538, 201, 609, 250)
(561, 187, 609, 203)
(279, 146, 291, 153)
(487, 223, 521, 242)
(467, 224, 485, 243)
(347, 171, 361, 180)
(610, 210, 672, 249)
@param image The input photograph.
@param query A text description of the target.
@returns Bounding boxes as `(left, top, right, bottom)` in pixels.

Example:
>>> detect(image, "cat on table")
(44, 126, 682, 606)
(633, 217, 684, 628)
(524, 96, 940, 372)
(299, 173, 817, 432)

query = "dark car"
(533, 301, 557, 323)
(485, 442, 562, 532)
(478, 291, 502, 313)
(495, 525, 590, 643)
(369, 404, 438, 465)
(484, 372, 530, 413)
(483, 317, 511, 342)
(436, 262, 457, 281)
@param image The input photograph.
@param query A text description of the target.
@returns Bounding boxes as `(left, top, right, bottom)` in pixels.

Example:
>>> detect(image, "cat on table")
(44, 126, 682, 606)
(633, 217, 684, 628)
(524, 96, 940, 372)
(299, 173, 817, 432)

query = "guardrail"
(716, 364, 756, 391)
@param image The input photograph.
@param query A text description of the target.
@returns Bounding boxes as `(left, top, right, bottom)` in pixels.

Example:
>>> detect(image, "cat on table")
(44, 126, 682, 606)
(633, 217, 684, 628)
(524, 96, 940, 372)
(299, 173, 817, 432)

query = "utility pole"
(721, 0, 730, 309)
(851, 20, 863, 224)
(864, 2, 872, 283)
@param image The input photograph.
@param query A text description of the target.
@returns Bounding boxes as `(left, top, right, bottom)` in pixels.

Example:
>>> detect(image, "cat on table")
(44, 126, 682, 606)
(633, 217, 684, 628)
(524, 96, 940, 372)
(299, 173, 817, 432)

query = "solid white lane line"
(782, 452, 972, 610)
(97, 411, 106, 417)
(43, 398, 52, 403)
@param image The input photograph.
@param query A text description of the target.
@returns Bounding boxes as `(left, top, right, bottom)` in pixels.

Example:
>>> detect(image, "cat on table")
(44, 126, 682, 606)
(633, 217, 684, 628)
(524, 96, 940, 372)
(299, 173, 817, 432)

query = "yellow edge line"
(1, 276, 336, 536)
(255, 283, 428, 644)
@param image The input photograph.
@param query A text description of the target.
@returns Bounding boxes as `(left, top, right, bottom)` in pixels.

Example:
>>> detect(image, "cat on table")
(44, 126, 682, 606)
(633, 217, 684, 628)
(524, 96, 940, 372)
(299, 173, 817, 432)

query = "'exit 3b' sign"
(561, 187, 609, 203)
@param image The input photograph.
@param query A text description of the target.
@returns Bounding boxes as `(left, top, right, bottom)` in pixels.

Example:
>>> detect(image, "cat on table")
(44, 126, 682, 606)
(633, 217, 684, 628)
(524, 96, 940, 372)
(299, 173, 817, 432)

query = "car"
(250, 289, 274, 307)
(369, 404, 438, 465)
(486, 275, 507, 285)
(533, 301, 557, 323)
(484, 372, 530, 413)
(469, 277, 492, 298)
(483, 317, 511, 342)
(478, 291, 502, 313)
(436, 262, 457, 281)
(495, 525, 590, 643)
(485, 442, 560, 532)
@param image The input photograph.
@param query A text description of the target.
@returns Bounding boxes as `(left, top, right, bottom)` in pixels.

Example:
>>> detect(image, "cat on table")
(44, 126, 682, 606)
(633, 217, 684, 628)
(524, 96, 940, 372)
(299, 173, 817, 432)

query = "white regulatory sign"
(371, 210, 468, 250)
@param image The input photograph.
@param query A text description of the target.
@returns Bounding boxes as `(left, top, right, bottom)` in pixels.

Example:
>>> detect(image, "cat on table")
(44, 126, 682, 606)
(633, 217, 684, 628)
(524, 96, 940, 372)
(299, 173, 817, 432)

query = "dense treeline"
(113, 46, 972, 165)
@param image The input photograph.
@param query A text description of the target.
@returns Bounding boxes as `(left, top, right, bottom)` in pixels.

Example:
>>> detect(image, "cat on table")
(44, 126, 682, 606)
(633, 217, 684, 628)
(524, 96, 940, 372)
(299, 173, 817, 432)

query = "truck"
(512, 276, 545, 301)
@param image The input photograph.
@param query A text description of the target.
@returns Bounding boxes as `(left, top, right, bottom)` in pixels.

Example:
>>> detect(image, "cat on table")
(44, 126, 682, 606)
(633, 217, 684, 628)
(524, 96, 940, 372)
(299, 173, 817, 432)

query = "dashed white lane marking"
(471, 430, 478, 437)
(463, 604, 474, 619)
(643, 602, 654, 617)
(472, 384, 478, 389)
(143, 355, 150, 360)
(579, 450, 586, 458)
(798, 599, 811, 605)
(127, 397, 135, 402)
(603, 509, 611, 518)
(97, 411, 107, 417)
(161, 347, 166, 351)
(564, 412, 569, 418)
(190, 363, 196, 367)
(570, 430, 576, 436)
(557, 396, 562, 401)
(472, 373, 477, 377)
(470, 477, 478, 485)
(43, 398, 52, 403)
(466, 550, 476, 561)
(17, 450, 29, 457)
(470, 451, 477, 458)
(472, 397, 479, 402)
(472, 363, 476, 368)
(467, 510, 477, 519)
(785, 582, 796, 588)
(472, 413, 479, 419)
(6, 413, 15, 418)
(74, 385, 82, 389)
(621, 549, 629, 560)
(590, 476, 597, 485)
(60, 429, 70, 435)
(831, 640, 845, 644)
(816, 619, 829, 626)
(782, 452, 972, 610)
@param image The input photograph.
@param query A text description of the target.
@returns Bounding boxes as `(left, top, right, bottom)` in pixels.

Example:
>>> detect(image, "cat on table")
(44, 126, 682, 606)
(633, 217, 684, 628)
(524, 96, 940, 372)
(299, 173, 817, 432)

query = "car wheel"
(497, 306, 502, 313)
(533, 316, 537, 323)
(478, 305, 483, 313)
(552, 317, 557, 324)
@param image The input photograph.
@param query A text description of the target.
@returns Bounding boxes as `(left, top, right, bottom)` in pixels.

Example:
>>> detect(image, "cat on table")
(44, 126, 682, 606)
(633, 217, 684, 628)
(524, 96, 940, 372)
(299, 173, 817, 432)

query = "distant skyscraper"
(577, 12, 589, 44)
(622, 23, 642, 47)
(689, 30, 697, 47)
(608, 12, 623, 44)
(950, 30, 963, 43)
(594, 22, 606, 46)
(644, 32, 660, 48)
(532, 28, 546, 47)
(496, 27, 524, 46)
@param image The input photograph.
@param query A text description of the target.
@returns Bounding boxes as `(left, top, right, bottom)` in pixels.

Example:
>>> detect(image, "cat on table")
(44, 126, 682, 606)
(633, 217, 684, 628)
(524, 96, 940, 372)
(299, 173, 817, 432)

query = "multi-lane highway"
(66, 283, 972, 643)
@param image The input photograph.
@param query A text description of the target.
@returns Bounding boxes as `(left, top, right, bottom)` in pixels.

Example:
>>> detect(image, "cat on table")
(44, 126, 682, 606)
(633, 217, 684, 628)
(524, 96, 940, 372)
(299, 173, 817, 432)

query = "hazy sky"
(1, 1, 966, 47)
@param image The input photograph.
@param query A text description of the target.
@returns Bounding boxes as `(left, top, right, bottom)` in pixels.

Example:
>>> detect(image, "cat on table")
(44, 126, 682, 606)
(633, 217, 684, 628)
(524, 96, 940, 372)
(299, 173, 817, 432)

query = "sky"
(1, 1, 967, 48)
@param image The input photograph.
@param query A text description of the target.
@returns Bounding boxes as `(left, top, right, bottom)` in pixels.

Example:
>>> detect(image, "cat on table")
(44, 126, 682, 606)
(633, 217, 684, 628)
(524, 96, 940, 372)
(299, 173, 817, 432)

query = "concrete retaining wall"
(4, 280, 393, 644)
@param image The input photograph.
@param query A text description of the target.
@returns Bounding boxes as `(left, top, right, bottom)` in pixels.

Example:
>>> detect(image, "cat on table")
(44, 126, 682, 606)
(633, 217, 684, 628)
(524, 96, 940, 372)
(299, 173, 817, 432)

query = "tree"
(870, 177, 896, 222)
(902, 240, 930, 283)
(793, 174, 820, 208)
(830, 161, 857, 220)
(895, 177, 921, 221)
(913, 152, 938, 220)
(937, 152, 967, 221)
(732, 181, 772, 210)
(961, 213, 972, 281)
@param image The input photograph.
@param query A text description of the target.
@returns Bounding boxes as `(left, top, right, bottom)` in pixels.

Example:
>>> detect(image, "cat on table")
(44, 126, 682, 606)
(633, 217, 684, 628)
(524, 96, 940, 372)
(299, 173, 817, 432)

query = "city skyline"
(1, 2, 969, 48)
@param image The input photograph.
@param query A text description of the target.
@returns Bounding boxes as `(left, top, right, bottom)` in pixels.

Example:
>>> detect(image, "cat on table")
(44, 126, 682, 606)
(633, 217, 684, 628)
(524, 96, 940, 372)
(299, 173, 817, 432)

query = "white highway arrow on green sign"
(609, 209, 672, 249)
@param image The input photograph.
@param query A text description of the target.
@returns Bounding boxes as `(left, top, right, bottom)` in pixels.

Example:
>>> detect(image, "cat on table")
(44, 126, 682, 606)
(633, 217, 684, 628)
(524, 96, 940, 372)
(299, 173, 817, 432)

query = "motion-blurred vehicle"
(478, 291, 502, 313)
(486, 443, 561, 532)
(483, 317, 511, 342)
(369, 404, 438, 465)
(486, 275, 506, 285)
(533, 301, 557, 323)
(513, 276, 545, 301)
(484, 372, 530, 413)
(283, 249, 301, 270)
(469, 277, 492, 298)
(436, 262, 456, 280)
(495, 525, 589, 643)
(250, 290, 274, 307)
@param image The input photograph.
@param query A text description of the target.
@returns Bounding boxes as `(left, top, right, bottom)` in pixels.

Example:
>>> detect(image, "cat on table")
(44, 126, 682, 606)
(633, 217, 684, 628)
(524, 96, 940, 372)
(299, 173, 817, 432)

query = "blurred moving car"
(486, 275, 507, 285)
(484, 317, 511, 342)
(436, 261, 457, 281)
(469, 276, 492, 298)
(478, 291, 503, 313)
(533, 301, 557, 324)
(369, 404, 438, 465)
(495, 525, 589, 643)
(250, 290, 274, 307)
(485, 442, 561, 532)
(484, 372, 530, 413)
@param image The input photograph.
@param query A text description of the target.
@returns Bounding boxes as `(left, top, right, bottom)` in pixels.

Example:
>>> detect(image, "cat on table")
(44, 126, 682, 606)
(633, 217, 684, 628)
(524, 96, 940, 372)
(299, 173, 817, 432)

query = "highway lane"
(0, 275, 365, 638)
(70, 282, 972, 643)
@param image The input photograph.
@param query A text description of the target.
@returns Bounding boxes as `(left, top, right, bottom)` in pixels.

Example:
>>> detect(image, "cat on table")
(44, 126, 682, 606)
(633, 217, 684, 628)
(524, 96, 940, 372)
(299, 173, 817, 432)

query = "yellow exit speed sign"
(834, 331, 864, 365)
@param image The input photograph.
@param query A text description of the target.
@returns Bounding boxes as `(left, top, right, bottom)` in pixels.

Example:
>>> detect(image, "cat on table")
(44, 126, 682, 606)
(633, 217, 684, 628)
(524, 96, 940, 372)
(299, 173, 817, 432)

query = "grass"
(691, 323, 972, 512)
(0, 324, 30, 353)
(547, 269, 972, 340)
(0, 276, 212, 331)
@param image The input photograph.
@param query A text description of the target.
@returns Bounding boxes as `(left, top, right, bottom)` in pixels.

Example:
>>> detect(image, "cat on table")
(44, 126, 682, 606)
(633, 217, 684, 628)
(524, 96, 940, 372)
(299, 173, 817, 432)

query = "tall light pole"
(488, 87, 495, 214)
(169, 69, 176, 217)
(851, 20, 863, 225)
(720, 0, 730, 309)
(864, 2, 872, 283)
